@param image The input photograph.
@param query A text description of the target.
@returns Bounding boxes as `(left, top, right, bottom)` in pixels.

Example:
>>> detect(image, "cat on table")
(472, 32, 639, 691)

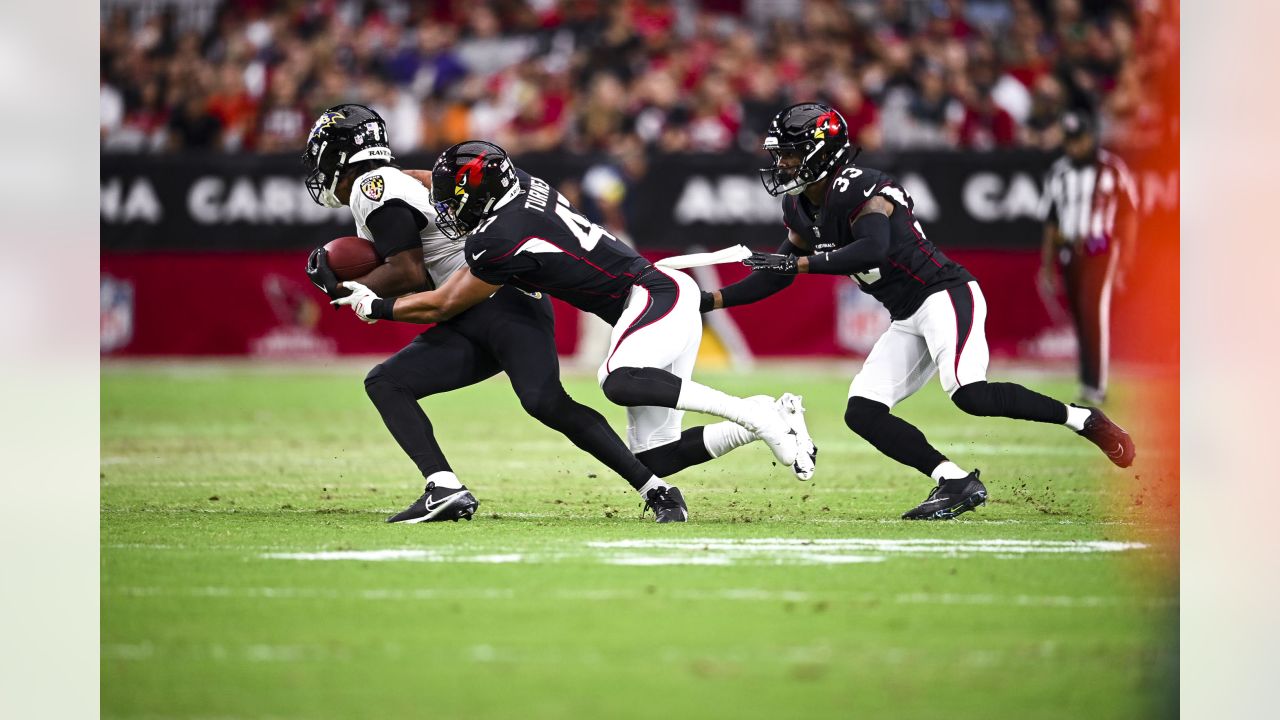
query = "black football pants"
(1060, 243, 1119, 397)
(363, 286, 654, 490)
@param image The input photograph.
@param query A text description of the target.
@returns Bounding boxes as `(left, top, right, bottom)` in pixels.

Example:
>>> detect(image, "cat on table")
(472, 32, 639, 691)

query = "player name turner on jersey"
(463, 169, 654, 325)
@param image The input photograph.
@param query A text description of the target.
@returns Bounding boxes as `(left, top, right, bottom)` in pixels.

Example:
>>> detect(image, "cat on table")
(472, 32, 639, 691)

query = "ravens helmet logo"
(308, 111, 345, 141)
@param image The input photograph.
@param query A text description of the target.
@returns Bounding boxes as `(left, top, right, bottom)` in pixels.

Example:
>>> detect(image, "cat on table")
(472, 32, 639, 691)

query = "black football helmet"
(431, 140, 520, 240)
(302, 103, 393, 208)
(759, 103, 852, 196)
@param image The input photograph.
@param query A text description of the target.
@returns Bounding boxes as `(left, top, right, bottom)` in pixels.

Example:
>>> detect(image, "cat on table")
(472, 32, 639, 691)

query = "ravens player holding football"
(303, 105, 719, 523)
(700, 103, 1136, 520)
(333, 141, 818, 522)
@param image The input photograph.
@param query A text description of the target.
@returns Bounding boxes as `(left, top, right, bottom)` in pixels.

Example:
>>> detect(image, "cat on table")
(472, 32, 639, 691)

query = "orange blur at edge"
(1105, 2, 1179, 714)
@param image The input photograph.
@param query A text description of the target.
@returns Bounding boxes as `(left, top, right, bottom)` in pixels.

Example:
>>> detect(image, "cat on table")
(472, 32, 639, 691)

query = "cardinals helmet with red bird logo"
(760, 103, 852, 196)
(431, 141, 520, 239)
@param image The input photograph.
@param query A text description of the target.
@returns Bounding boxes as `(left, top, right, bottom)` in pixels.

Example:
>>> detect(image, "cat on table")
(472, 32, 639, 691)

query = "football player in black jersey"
(334, 141, 818, 521)
(700, 103, 1136, 520)
(302, 106, 699, 523)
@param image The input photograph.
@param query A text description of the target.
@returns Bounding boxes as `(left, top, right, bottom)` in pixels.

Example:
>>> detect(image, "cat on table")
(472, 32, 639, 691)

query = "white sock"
(1064, 405, 1091, 432)
(702, 421, 756, 458)
(930, 461, 969, 483)
(637, 476, 670, 497)
(676, 381, 754, 427)
(426, 470, 463, 490)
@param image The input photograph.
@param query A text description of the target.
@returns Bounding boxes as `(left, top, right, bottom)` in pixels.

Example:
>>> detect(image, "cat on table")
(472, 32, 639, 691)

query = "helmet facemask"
(762, 139, 822, 196)
(303, 139, 348, 208)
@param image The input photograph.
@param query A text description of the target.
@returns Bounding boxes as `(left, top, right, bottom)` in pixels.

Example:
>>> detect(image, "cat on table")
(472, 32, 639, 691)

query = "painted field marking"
(250, 537, 1148, 567)
(107, 586, 1175, 610)
(585, 537, 1148, 554)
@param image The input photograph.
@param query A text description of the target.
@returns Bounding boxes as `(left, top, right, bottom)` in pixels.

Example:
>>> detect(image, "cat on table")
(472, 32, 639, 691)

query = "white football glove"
(331, 281, 380, 324)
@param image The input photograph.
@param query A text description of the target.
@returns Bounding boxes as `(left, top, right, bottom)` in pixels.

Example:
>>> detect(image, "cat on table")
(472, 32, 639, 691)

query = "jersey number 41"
(554, 195, 617, 250)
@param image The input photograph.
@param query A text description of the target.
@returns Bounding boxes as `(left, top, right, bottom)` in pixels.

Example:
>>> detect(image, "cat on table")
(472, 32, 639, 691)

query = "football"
(324, 236, 380, 280)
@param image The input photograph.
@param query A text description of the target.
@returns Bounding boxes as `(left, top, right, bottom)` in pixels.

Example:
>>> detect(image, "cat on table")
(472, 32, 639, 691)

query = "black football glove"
(744, 252, 799, 275)
(305, 246, 342, 299)
(699, 290, 716, 313)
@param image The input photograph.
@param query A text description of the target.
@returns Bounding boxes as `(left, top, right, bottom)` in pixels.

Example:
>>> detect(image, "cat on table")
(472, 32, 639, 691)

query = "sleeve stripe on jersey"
(484, 235, 636, 282)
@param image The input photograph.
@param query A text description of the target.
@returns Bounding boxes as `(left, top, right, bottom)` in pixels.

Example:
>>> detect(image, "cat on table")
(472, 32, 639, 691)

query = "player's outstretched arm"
(381, 266, 501, 323)
(797, 197, 893, 275)
(332, 267, 499, 324)
(703, 232, 811, 311)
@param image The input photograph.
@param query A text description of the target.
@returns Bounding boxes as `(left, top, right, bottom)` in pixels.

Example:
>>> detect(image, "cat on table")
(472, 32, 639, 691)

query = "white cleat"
(776, 393, 817, 480)
(742, 395, 799, 469)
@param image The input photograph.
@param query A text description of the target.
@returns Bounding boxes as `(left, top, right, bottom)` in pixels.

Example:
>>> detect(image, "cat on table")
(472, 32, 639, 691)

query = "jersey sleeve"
(365, 203, 423, 258)
(464, 232, 539, 286)
(350, 169, 433, 251)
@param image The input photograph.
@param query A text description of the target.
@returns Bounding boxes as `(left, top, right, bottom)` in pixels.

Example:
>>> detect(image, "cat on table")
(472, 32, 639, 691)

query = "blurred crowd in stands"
(100, 0, 1179, 156)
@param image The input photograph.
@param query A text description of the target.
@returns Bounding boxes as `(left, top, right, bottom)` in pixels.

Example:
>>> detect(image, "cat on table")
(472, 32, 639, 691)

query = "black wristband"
(369, 297, 397, 320)
(699, 291, 715, 313)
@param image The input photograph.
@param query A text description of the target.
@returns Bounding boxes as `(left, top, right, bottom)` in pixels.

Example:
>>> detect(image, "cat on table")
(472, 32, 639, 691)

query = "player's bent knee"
(600, 367, 649, 406)
(517, 386, 568, 422)
(600, 366, 682, 408)
(844, 396, 890, 436)
(951, 382, 995, 416)
(364, 364, 393, 401)
(364, 363, 419, 405)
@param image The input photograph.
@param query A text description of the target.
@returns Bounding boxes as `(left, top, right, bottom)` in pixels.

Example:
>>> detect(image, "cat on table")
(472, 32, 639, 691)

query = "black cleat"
(902, 470, 987, 520)
(386, 481, 479, 524)
(1074, 404, 1136, 468)
(644, 486, 688, 523)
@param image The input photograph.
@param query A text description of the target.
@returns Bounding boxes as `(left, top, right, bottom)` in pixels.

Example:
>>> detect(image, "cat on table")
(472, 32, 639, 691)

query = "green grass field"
(102, 363, 1177, 719)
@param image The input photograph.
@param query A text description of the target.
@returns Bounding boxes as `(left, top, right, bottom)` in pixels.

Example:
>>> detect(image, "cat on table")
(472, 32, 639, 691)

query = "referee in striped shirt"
(1038, 112, 1139, 405)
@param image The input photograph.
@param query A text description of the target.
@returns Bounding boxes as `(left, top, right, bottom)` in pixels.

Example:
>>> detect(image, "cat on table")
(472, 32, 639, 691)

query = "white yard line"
(247, 536, 1148, 566)
(107, 536, 1153, 565)
(106, 585, 1175, 610)
(586, 537, 1148, 553)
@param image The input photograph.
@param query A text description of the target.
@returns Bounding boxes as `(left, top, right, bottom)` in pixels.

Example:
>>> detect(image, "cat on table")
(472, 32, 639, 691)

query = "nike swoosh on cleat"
(419, 493, 465, 519)
(1107, 443, 1125, 458)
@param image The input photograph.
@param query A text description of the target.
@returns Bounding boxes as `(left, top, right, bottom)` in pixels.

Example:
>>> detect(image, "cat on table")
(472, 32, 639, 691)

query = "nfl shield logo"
(101, 275, 134, 353)
(835, 278, 890, 355)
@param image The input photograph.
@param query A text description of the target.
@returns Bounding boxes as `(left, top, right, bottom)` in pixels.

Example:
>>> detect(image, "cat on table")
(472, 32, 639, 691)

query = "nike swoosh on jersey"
(472, 249, 487, 260)
(863, 185, 875, 196)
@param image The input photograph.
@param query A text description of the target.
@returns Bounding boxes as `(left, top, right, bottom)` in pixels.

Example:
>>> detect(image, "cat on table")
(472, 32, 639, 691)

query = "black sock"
(520, 389, 655, 491)
(635, 427, 714, 478)
(365, 370, 452, 479)
(845, 397, 947, 478)
(951, 381, 1068, 424)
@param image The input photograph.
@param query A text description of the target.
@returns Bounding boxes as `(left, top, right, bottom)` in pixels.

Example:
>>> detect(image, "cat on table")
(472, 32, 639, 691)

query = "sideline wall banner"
(101, 250, 1077, 360)
(101, 150, 1179, 252)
